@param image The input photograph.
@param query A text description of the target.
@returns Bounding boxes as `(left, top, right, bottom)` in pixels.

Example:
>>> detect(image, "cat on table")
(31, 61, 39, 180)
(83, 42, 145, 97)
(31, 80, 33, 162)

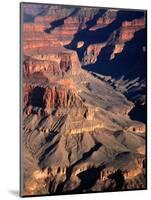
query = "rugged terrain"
(21, 4, 147, 196)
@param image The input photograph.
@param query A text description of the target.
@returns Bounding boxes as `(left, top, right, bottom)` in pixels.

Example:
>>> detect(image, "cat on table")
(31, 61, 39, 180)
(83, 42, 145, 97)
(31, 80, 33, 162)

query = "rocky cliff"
(23, 50, 81, 77)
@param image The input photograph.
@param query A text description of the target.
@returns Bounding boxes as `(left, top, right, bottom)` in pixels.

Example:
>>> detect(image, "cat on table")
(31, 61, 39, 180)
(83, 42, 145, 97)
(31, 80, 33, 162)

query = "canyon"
(21, 4, 146, 196)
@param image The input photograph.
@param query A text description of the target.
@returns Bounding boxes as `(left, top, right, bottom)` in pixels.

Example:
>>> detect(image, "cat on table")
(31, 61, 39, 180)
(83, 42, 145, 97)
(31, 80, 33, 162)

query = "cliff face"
(23, 50, 81, 77)
(23, 83, 82, 115)
(82, 18, 145, 65)
(22, 4, 146, 196)
(43, 86, 79, 111)
(23, 7, 100, 55)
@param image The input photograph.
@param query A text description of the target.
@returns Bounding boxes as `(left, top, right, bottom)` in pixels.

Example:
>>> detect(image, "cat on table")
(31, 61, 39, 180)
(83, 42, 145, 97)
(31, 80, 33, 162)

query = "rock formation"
(21, 4, 146, 196)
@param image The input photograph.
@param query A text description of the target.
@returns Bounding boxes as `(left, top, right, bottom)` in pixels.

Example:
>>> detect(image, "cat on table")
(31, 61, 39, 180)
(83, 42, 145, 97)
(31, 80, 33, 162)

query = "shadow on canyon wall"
(65, 10, 145, 61)
(44, 8, 81, 33)
(53, 142, 102, 193)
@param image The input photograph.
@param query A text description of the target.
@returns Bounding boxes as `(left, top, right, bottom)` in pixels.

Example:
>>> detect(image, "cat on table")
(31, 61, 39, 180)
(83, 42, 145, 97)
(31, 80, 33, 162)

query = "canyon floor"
(21, 3, 147, 196)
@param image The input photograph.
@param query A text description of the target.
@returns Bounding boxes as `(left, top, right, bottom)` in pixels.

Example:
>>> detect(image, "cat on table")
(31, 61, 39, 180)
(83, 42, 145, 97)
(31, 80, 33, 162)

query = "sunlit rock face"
(23, 51, 81, 77)
(21, 3, 146, 196)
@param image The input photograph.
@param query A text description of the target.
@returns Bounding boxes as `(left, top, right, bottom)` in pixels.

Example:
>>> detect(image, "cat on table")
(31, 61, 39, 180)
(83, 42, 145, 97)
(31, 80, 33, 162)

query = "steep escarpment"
(21, 4, 146, 196)
(23, 50, 81, 77)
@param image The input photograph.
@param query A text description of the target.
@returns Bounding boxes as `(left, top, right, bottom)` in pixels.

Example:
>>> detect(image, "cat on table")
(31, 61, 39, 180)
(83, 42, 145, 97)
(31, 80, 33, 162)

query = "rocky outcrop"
(127, 122, 146, 133)
(23, 50, 81, 77)
(110, 44, 125, 60)
(43, 86, 79, 112)
(82, 43, 106, 65)
(77, 41, 84, 48)
(119, 19, 145, 41)
(99, 157, 145, 182)
(23, 83, 81, 114)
